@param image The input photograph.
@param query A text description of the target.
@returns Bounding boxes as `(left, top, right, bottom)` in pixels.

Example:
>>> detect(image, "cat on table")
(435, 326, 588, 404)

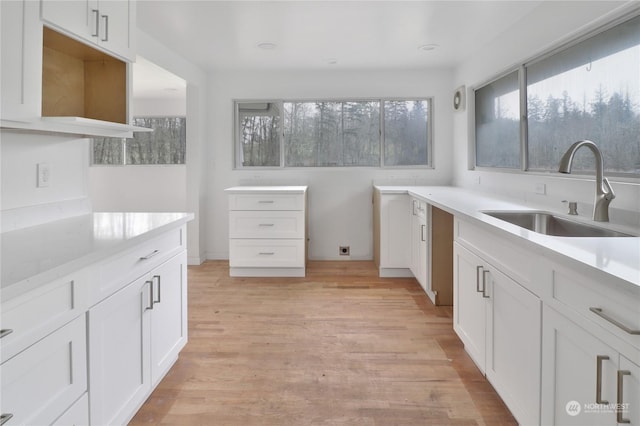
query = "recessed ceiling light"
(326, 58, 338, 65)
(257, 42, 278, 50)
(418, 44, 439, 51)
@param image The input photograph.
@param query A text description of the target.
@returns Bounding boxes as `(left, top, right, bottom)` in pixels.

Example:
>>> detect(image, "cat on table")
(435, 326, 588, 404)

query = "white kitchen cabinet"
(542, 305, 640, 425)
(226, 186, 308, 277)
(89, 251, 187, 425)
(410, 198, 428, 293)
(0, 315, 87, 426)
(454, 237, 541, 425)
(373, 190, 412, 277)
(41, 0, 135, 61)
(0, 0, 43, 121)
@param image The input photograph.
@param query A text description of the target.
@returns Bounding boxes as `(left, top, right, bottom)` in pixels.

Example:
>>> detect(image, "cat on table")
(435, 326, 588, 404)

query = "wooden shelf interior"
(42, 26, 127, 124)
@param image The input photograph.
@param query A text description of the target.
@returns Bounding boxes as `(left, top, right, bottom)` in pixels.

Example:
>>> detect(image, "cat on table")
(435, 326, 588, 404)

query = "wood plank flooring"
(130, 261, 517, 425)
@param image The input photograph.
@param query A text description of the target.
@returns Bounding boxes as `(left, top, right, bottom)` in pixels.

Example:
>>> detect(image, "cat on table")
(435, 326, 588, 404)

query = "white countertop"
(225, 186, 308, 193)
(376, 186, 640, 289)
(1, 212, 193, 300)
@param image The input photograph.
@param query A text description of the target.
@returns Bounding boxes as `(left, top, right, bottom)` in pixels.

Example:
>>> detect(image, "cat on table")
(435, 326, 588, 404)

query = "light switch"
(37, 163, 50, 188)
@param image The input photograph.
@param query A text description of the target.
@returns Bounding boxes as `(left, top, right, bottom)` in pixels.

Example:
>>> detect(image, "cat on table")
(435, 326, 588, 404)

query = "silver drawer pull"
(0, 329, 13, 339)
(0, 414, 13, 425)
(259, 223, 275, 227)
(140, 250, 160, 261)
(101, 14, 109, 42)
(258, 252, 275, 255)
(145, 280, 154, 311)
(589, 307, 640, 335)
(596, 355, 609, 404)
(91, 9, 99, 37)
(258, 200, 274, 204)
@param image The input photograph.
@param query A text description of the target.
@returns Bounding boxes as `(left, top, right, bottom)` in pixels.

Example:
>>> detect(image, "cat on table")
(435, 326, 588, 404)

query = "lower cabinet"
(541, 305, 640, 426)
(89, 251, 187, 425)
(0, 315, 87, 425)
(454, 242, 541, 425)
(410, 198, 428, 292)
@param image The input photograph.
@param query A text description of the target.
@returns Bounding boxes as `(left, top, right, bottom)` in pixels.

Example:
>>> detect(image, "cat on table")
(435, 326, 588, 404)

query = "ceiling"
(136, 0, 549, 71)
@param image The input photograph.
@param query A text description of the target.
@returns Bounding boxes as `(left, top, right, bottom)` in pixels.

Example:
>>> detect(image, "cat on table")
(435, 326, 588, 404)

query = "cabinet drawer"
(229, 239, 305, 268)
(229, 211, 304, 239)
(92, 226, 185, 305)
(228, 193, 304, 211)
(1, 269, 89, 363)
(0, 315, 87, 426)
(551, 263, 640, 349)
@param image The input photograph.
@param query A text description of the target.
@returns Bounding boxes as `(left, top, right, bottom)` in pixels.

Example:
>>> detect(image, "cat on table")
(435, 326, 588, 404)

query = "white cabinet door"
(486, 265, 541, 426)
(41, 0, 98, 43)
(1, 0, 42, 121)
(453, 242, 487, 372)
(619, 355, 640, 425)
(541, 305, 618, 426)
(89, 275, 151, 426)
(94, 0, 134, 61)
(378, 193, 411, 269)
(150, 252, 188, 385)
(410, 199, 428, 290)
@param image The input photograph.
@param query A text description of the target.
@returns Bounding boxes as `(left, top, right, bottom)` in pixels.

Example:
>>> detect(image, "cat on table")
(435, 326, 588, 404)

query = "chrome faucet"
(558, 140, 615, 222)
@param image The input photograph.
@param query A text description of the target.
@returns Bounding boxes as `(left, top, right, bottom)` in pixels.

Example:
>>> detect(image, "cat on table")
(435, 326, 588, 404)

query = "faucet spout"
(558, 140, 615, 222)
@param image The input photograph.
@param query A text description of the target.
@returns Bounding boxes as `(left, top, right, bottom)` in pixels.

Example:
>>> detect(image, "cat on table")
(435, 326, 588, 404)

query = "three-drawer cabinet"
(225, 186, 308, 277)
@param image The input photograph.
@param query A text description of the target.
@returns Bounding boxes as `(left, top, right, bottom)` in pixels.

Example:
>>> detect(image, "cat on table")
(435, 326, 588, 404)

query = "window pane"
(284, 101, 380, 167)
(238, 103, 280, 167)
(126, 117, 186, 165)
(93, 137, 123, 165)
(384, 100, 430, 166)
(527, 16, 640, 173)
(475, 71, 521, 168)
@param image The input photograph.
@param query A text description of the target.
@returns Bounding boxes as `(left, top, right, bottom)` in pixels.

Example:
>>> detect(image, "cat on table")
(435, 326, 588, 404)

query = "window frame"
(472, 12, 640, 179)
(91, 115, 187, 167)
(233, 97, 434, 170)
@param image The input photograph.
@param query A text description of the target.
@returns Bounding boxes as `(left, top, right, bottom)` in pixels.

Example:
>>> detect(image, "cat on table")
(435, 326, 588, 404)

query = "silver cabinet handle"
(589, 307, 640, 335)
(482, 270, 490, 298)
(153, 275, 161, 305)
(101, 14, 109, 41)
(145, 280, 154, 311)
(258, 252, 275, 255)
(258, 200, 274, 204)
(0, 329, 13, 339)
(92, 9, 99, 37)
(0, 414, 13, 426)
(596, 355, 609, 404)
(476, 266, 483, 293)
(617, 370, 631, 424)
(258, 223, 275, 227)
(421, 224, 426, 242)
(140, 250, 160, 260)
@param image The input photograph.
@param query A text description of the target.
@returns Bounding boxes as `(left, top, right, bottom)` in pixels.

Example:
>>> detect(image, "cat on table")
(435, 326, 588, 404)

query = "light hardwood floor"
(130, 261, 517, 425)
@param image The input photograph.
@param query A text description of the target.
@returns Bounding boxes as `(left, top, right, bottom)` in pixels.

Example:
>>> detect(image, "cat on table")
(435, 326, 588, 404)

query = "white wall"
(207, 69, 454, 260)
(452, 1, 640, 226)
(1, 130, 91, 231)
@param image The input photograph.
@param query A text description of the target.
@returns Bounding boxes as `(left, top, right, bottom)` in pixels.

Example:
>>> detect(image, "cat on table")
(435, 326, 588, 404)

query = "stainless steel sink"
(483, 211, 634, 237)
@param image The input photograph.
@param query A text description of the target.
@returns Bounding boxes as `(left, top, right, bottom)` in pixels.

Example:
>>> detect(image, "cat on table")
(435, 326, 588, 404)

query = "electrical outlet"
(37, 163, 50, 188)
(339, 246, 350, 256)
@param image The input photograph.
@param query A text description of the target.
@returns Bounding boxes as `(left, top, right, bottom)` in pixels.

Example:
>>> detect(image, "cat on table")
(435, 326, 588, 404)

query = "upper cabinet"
(0, 0, 145, 137)
(41, 0, 135, 62)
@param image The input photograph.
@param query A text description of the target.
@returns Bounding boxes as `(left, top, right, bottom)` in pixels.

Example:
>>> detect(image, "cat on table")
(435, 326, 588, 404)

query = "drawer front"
(0, 315, 87, 426)
(551, 262, 640, 350)
(455, 218, 535, 294)
(229, 211, 304, 239)
(1, 269, 89, 363)
(92, 226, 185, 306)
(229, 193, 304, 211)
(229, 239, 305, 268)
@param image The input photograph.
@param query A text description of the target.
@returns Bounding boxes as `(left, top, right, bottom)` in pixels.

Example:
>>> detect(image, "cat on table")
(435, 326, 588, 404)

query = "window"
(92, 117, 186, 165)
(474, 14, 640, 176)
(235, 98, 432, 168)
